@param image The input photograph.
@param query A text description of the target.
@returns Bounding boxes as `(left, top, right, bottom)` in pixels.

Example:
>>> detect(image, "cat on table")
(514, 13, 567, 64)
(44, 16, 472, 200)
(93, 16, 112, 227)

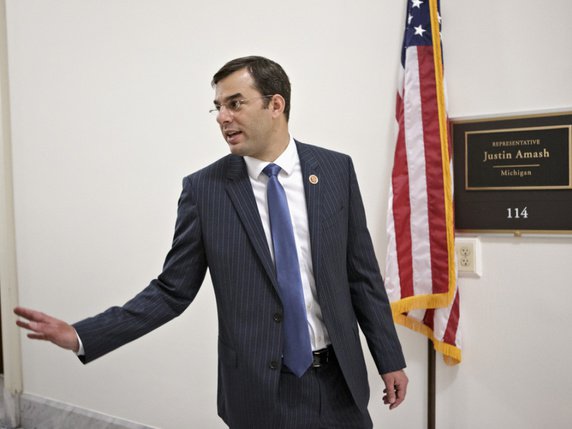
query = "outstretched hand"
(381, 369, 408, 410)
(14, 306, 79, 352)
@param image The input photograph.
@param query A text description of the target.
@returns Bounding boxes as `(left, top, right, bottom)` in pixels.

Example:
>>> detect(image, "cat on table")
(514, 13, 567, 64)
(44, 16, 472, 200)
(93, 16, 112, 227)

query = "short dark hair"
(212, 56, 291, 121)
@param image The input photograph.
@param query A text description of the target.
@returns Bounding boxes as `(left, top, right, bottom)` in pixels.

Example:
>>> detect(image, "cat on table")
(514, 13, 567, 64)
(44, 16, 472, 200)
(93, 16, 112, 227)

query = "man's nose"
(216, 106, 233, 125)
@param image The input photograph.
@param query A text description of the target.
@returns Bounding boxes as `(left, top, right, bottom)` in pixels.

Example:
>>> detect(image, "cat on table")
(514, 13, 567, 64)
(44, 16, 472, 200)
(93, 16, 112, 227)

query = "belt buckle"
(312, 348, 329, 368)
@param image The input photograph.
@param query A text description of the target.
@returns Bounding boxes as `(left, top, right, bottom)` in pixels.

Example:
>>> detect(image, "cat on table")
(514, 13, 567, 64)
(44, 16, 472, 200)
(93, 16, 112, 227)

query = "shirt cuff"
(75, 330, 85, 356)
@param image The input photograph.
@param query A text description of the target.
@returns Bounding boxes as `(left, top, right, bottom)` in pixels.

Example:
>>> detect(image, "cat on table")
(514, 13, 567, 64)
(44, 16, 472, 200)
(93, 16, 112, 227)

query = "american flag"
(385, 0, 461, 364)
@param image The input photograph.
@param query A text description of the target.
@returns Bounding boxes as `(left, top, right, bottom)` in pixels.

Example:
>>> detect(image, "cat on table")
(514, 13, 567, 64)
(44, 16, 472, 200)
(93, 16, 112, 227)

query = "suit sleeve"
(73, 176, 208, 363)
(345, 158, 406, 374)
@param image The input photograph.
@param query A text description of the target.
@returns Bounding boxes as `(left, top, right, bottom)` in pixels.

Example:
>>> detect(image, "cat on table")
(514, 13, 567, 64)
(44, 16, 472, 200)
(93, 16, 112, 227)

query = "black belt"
(311, 345, 335, 368)
(281, 345, 335, 374)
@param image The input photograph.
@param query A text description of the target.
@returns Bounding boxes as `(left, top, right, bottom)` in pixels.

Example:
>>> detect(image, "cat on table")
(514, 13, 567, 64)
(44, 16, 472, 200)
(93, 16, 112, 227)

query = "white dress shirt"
(243, 137, 330, 351)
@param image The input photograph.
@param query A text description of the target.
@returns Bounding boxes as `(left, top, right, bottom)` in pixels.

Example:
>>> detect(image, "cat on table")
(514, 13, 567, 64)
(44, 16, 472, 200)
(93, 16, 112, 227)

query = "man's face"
(213, 68, 276, 160)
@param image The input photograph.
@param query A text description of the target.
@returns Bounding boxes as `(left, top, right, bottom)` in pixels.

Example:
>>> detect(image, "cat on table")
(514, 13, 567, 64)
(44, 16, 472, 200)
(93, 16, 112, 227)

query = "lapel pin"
(309, 174, 319, 185)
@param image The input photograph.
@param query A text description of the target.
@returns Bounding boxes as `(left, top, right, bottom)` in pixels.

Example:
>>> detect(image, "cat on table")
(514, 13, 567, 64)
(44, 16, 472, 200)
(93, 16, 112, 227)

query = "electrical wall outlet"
(455, 237, 482, 277)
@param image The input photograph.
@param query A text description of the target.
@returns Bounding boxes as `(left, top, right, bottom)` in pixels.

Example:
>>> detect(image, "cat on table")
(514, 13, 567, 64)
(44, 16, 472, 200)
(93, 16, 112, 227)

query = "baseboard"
(20, 393, 156, 429)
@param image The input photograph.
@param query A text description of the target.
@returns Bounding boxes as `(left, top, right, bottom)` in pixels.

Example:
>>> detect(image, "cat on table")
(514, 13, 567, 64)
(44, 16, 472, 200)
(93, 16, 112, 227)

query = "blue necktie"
(263, 163, 312, 377)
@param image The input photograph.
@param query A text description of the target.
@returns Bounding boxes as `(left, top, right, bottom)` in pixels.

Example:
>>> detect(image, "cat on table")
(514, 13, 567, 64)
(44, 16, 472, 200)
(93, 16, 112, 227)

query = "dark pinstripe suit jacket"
(74, 141, 405, 428)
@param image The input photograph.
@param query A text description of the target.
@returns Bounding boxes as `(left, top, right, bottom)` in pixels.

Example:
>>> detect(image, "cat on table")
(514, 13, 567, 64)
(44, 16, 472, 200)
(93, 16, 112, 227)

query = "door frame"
(0, 0, 23, 427)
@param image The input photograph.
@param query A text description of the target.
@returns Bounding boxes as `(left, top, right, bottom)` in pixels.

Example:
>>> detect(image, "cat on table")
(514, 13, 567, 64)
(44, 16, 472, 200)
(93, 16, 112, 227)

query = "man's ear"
(269, 94, 286, 118)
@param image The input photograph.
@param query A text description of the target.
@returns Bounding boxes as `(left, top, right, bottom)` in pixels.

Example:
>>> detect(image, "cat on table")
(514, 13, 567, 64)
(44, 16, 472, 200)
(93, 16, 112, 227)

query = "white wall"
(5, 0, 572, 428)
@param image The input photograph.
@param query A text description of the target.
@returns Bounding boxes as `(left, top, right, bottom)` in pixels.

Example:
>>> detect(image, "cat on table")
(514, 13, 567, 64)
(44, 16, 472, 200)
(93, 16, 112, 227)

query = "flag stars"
(412, 0, 423, 8)
(408, 13, 414, 25)
(414, 25, 427, 37)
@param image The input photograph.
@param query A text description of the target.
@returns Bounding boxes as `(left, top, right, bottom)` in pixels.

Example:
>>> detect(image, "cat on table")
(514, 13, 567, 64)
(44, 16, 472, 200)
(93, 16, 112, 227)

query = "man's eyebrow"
(213, 92, 243, 105)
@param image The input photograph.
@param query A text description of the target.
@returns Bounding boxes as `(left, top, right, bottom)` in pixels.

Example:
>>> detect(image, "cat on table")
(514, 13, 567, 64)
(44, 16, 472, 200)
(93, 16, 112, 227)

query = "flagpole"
(428, 340, 436, 429)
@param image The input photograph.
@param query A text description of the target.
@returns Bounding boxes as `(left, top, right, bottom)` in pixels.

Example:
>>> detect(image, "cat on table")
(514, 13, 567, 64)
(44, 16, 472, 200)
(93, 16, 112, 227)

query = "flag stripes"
(385, 0, 461, 364)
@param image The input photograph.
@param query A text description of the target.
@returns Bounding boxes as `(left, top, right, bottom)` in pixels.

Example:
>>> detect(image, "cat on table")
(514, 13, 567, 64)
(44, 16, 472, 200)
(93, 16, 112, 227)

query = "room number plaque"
(451, 111, 572, 233)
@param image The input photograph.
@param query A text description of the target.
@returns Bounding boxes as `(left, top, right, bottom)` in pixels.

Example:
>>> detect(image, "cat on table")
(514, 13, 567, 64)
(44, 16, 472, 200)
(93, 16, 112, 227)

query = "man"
(15, 56, 408, 428)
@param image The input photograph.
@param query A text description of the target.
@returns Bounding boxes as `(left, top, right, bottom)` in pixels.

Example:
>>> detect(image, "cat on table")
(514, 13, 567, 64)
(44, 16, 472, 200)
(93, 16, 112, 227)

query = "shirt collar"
(244, 136, 298, 180)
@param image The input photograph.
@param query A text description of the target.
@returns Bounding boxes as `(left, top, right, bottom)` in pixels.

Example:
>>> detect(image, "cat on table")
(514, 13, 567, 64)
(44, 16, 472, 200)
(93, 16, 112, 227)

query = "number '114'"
(507, 207, 528, 219)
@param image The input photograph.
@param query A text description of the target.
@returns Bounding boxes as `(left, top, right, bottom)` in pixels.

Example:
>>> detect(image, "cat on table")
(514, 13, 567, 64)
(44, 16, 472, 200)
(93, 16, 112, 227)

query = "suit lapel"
(224, 155, 278, 291)
(296, 141, 321, 280)
(224, 145, 322, 296)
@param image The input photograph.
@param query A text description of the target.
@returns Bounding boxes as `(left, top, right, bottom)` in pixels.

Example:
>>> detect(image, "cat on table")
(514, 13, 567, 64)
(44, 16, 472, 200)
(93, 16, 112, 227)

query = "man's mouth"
(225, 130, 242, 144)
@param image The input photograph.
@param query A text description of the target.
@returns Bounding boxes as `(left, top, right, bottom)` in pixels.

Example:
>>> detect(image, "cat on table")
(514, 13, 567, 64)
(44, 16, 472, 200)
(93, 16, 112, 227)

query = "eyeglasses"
(209, 95, 274, 115)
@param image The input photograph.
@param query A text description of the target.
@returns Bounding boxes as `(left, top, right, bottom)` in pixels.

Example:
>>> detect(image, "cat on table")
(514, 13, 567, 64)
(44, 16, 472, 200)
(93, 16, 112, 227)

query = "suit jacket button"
(269, 360, 279, 370)
(273, 313, 282, 323)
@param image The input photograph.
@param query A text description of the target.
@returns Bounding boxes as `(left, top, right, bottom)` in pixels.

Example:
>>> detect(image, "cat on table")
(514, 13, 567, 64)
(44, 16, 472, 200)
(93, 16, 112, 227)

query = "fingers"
(27, 333, 49, 341)
(13, 306, 79, 352)
(14, 306, 37, 319)
(385, 383, 406, 409)
(382, 390, 400, 410)
(381, 370, 409, 410)
(15, 319, 33, 331)
(14, 306, 50, 324)
(382, 386, 396, 407)
(14, 307, 51, 334)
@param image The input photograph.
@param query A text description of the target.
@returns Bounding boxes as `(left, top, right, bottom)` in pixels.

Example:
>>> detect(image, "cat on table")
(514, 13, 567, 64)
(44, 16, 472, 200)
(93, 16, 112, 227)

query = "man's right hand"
(14, 306, 79, 353)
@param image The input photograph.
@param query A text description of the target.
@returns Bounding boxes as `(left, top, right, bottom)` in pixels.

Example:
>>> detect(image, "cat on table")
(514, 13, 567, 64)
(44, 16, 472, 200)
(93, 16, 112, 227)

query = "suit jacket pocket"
(218, 338, 238, 368)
